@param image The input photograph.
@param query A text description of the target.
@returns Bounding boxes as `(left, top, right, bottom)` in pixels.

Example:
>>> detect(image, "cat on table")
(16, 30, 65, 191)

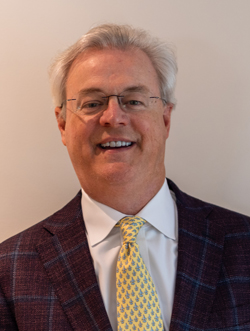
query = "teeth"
(101, 141, 132, 148)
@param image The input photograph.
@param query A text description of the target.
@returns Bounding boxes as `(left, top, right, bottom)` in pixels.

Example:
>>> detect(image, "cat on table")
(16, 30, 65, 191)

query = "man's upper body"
(1, 179, 250, 330)
(1, 24, 250, 330)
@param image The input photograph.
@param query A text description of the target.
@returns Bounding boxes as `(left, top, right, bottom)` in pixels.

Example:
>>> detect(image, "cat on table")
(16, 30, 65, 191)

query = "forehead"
(66, 47, 160, 96)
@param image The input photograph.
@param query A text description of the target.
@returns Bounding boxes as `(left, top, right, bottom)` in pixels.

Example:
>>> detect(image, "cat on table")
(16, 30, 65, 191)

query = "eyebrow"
(76, 85, 151, 96)
(122, 86, 150, 94)
(77, 88, 104, 96)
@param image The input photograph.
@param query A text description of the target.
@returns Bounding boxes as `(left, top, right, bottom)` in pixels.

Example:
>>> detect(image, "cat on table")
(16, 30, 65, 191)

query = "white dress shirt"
(81, 179, 178, 331)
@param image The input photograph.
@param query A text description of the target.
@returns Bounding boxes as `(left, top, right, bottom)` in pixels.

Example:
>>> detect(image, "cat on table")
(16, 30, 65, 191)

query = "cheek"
(66, 121, 99, 160)
(137, 121, 165, 155)
(64, 124, 85, 155)
(64, 115, 88, 141)
(142, 114, 167, 137)
(151, 121, 168, 152)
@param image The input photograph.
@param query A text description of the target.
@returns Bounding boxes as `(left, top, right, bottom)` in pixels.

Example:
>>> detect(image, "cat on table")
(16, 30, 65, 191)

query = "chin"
(98, 163, 136, 184)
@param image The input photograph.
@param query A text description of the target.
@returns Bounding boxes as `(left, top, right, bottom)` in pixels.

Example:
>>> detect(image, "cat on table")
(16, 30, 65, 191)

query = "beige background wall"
(1, 0, 250, 243)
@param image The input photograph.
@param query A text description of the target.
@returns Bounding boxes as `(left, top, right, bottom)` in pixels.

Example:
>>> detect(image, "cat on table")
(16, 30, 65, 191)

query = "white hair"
(49, 24, 178, 119)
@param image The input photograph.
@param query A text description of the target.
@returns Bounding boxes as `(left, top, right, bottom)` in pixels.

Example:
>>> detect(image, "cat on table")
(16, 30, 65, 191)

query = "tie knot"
(116, 216, 146, 243)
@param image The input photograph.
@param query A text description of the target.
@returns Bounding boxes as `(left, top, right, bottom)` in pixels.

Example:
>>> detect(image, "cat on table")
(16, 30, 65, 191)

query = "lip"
(97, 137, 135, 151)
(98, 137, 134, 145)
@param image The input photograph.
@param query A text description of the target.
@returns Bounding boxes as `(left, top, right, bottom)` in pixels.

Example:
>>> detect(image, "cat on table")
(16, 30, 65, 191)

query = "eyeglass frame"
(60, 94, 168, 114)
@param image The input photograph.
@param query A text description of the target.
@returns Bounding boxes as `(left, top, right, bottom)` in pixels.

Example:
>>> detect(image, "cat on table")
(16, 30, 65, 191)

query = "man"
(0, 24, 250, 331)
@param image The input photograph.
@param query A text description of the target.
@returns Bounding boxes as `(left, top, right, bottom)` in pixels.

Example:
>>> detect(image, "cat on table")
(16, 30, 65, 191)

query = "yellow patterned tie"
(116, 216, 164, 331)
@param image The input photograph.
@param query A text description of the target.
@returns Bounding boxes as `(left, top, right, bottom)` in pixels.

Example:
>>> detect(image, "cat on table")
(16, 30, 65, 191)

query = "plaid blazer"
(1, 179, 250, 330)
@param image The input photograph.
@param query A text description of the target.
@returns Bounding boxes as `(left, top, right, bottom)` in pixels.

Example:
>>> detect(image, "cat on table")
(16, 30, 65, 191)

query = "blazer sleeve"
(0, 242, 19, 331)
(0, 283, 18, 330)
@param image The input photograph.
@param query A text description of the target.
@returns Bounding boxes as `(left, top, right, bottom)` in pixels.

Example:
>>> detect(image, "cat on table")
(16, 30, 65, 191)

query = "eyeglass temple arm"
(60, 98, 77, 108)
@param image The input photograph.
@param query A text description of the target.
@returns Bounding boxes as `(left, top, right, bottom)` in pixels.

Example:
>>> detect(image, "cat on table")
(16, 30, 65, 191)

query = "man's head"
(50, 24, 177, 213)
(50, 24, 177, 119)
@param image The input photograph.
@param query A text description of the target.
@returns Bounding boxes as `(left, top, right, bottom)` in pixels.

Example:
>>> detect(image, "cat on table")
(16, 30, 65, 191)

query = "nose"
(99, 95, 129, 127)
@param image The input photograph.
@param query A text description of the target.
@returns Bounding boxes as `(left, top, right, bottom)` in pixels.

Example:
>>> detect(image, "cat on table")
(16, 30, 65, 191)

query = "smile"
(100, 141, 133, 148)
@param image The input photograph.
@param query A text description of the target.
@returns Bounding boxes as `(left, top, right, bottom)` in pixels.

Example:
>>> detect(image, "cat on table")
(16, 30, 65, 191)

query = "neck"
(80, 176, 166, 215)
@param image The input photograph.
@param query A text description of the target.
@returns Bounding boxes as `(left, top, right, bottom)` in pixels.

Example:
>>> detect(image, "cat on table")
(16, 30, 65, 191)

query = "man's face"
(56, 47, 172, 193)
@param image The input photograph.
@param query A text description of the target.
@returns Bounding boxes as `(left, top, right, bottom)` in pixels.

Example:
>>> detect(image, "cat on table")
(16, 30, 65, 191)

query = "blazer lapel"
(36, 192, 112, 331)
(168, 180, 225, 330)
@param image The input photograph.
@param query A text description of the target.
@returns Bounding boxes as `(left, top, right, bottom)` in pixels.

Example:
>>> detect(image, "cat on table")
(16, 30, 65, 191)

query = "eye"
(127, 100, 142, 106)
(81, 100, 102, 108)
(121, 93, 148, 110)
(78, 100, 103, 111)
(83, 101, 101, 108)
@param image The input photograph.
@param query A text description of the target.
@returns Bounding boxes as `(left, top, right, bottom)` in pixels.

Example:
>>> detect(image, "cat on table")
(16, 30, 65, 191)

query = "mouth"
(99, 141, 134, 149)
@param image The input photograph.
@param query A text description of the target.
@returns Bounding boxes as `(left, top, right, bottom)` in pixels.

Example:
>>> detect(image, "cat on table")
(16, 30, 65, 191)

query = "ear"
(55, 107, 67, 146)
(163, 103, 173, 139)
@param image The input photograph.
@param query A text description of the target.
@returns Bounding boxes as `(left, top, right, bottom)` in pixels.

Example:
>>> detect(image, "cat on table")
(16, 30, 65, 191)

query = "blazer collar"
(36, 192, 112, 331)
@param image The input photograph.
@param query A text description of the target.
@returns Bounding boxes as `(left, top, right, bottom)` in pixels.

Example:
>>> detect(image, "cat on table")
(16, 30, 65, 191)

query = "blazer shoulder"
(167, 178, 250, 233)
(0, 191, 82, 255)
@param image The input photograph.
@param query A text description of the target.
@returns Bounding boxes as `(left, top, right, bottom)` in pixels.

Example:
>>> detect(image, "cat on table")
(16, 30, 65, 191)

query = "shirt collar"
(81, 179, 177, 247)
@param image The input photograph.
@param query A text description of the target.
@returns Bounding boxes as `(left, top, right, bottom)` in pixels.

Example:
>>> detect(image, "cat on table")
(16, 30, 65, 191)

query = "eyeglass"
(63, 91, 167, 116)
